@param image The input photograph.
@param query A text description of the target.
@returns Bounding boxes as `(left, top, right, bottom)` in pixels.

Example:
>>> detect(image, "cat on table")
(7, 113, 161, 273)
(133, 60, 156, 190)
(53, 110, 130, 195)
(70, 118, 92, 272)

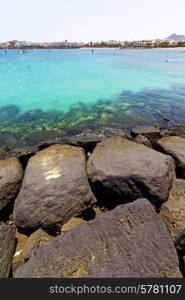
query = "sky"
(0, 0, 185, 42)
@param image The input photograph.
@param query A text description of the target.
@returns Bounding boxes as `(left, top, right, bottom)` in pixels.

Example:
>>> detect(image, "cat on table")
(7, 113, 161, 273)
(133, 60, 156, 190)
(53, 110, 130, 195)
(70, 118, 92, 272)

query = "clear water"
(0, 48, 185, 147)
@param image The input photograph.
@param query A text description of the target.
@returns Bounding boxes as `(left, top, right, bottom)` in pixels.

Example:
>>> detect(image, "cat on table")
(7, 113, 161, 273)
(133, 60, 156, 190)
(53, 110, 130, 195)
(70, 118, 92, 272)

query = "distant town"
(1, 34, 185, 49)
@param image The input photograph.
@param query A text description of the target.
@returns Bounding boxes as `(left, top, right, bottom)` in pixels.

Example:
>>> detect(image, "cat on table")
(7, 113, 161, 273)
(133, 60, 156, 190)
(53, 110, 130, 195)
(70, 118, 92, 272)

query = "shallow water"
(0, 48, 185, 147)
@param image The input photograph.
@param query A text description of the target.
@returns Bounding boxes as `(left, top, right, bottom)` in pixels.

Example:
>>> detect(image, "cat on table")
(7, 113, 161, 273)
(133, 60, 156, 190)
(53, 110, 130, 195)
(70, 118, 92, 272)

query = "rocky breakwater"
(1, 130, 185, 277)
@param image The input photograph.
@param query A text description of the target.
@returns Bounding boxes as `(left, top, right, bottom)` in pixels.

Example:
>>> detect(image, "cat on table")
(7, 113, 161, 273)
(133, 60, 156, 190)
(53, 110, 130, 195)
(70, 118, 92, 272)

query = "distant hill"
(166, 34, 185, 41)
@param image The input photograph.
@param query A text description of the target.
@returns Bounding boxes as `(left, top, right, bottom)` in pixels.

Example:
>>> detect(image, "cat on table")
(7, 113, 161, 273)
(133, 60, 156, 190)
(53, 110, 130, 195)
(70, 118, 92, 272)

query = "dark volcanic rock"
(87, 137, 175, 206)
(183, 256, 185, 276)
(156, 136, 185, 178)
(0, 146, 10, 160)
(131, 125, 160, 143)
(22, 229, 53, 261)
(13, 144, 96, 230)
(68, 127, 129, 153)
(16, 109, 43, 122)
(7, 146, 39, 169)
(12, 229, 53, 273)
(61, 217, 86, 233)
(133, 134, 152, 148)
(167, 124, 185, 139)
(0, 157, 24, 212)
(0, 104, 20, 118)
(174, 233, 185, 252)
(68, 134, 103, 154)
(160, 179, 185, 241)
(100, 127, 129, 138)
(8, 146, 39, 160)
(38, 138, 68, 150)
(14, 199, 181, 278)
(0, 224, 15, 277)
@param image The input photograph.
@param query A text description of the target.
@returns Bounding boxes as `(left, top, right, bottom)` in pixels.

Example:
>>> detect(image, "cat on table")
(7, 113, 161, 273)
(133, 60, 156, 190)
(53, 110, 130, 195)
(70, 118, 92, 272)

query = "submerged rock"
(13, 144, 96, 230)
(14, 199, 181, 278)
(16, 109, 43, 122)
(156, 136, 185, 178)
(87, 137, 175, 206)
(0, 224, 15, 278)
(0, 105, 20, 118)
(0, 157, 24, 212)
(160, 179, 185, 242)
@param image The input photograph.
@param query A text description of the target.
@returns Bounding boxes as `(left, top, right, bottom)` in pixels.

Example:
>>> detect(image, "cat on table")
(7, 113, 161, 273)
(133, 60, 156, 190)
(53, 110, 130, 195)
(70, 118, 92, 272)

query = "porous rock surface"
(13, 144, 96, 230)
(0, 224, 15, 277)
(12, 229, 53, 272)
(61, 218, 86, 233)
(160, 179, 185, 241)
(87, 137, 175, 205)
(133, 134, 152, 148)
(131, 125, 160, 143)
(156, 136, 185, 177)
(0, 157, 24, 211)
(14, 199, 181, 278)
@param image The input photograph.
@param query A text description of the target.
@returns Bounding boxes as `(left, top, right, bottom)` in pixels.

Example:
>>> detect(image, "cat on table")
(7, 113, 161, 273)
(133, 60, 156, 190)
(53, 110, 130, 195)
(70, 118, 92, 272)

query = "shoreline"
(1, 46, 185, 50)
(0, 121, 185, 154)
(1, 122, 185, 278)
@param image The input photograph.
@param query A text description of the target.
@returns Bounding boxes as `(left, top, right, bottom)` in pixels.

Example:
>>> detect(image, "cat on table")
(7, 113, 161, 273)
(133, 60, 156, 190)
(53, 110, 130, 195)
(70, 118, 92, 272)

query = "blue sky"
(0, 0, 185, 42)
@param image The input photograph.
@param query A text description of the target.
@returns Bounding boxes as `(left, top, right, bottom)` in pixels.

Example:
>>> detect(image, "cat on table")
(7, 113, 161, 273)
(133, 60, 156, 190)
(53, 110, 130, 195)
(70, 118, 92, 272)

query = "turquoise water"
(0, 48, 185, 147)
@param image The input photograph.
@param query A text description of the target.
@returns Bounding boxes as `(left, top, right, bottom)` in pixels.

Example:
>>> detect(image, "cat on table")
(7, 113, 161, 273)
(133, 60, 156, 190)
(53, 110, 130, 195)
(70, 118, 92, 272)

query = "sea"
(0, 48, 185, 147)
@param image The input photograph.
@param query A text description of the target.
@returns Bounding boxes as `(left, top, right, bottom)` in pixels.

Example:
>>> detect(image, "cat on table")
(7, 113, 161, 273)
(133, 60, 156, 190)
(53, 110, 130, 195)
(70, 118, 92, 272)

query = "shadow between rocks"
(0, 202, 14, 223)
(88, 177, 163, 212)
(16, 224, 61, 237)
(77, 207, 96, 221)
(176, 250, 185, 277)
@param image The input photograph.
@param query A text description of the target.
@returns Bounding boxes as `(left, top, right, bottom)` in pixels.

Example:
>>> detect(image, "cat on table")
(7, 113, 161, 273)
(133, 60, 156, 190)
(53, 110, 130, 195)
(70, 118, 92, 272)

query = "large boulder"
(14, 199, 181, 278)
(0, 224, 15, 277)
(156, 136, 185, 177)
(160, 179, 185, 241)
(87, 137, 175, 206)
(0, 157, 24, 212)
(13, 145, 96, 230)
